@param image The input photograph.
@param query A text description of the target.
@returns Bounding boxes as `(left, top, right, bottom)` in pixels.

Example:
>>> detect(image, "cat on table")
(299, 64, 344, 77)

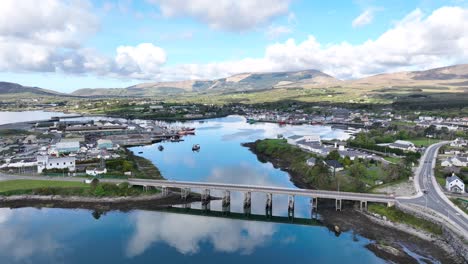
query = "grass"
(0, 179, 159, 197)
(384, 156, 401, 163)
(368, 204, 443, 236)
(408, 138, 442, 147)
(450, 198, 468, 214)
(0, 180, 87, 192)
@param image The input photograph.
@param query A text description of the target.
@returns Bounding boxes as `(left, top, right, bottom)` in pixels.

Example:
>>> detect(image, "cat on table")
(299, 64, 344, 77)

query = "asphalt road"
(398, 142, 468, 235)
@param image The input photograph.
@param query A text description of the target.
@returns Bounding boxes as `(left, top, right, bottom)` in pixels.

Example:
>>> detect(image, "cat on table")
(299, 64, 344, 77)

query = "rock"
(334, 225, 340, 233)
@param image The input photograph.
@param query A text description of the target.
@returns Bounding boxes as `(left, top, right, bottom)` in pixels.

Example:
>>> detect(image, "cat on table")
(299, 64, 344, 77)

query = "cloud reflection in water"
(126, 211, 277, 257)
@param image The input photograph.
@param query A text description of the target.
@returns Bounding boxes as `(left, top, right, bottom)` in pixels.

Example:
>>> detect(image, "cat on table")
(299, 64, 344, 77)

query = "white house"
(388, 140, 416, 152)
(442, 156, 468, 167)
(306, 157, 316, 166)
(451, 138, 467, 148)
(37, 155, 76, 173)
(287, 135, 304, 145)
(445, 174, 465, 194)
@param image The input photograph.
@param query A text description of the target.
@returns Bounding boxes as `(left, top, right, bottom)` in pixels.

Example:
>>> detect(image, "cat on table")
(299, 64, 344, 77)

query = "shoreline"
(242, 142, 312, 189)
(318, 207, 463, 264)
(0, 192, 199, 211)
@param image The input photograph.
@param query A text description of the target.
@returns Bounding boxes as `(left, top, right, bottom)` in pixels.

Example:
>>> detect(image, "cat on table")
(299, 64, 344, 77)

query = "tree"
(326, 150, 340, 161)
(342, 156, 352, 167)
(349, 163, 367, 178)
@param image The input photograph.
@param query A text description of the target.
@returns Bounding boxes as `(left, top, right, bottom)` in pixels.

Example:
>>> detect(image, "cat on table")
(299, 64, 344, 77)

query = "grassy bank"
(408, 138, 442, 147)
(0, 180, 86, 192)
(247, 139, 371, 192)
(0, 179, 159, 197)
(368, 204, 442, 236)
(450, 198, 468, 214)
(103, 149, 163, 179)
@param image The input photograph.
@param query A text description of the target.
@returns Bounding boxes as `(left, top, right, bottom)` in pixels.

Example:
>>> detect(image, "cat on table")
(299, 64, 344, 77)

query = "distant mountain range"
(1, 64, 467, 98)
(70, 69, 338, 97)
(0, 82, 66, 97)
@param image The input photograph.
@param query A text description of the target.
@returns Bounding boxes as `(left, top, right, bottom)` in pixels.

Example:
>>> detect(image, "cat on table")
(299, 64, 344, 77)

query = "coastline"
(0, 192, 199, 211)
(318, 207, 463, 264)
(242, 141, 312, 189)
(242, 140, 466, 263)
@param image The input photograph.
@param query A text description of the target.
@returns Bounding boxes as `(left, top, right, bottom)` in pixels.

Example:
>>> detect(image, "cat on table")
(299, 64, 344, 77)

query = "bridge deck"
(129, 179, 395, 203)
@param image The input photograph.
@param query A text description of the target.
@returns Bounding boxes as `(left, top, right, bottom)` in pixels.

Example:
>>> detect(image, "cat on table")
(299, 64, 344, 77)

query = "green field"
(0, 179, 159, 197)
(408, 138, 442, 147)
(383, 156, 401, 163)
(0, 180, 87, 193)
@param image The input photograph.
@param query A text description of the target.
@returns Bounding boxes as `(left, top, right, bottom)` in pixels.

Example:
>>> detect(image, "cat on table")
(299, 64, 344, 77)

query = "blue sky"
(0, 0, 467, 92)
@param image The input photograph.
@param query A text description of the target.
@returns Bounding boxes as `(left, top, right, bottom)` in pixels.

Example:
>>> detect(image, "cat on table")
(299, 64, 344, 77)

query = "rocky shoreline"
(243, 141, 465, 263)
(0, 192, 199, 211)
(319, 207, 463, 264)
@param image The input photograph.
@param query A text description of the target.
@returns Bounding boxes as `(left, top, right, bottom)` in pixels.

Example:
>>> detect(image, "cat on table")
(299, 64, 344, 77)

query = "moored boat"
(192, 144, 200, 151)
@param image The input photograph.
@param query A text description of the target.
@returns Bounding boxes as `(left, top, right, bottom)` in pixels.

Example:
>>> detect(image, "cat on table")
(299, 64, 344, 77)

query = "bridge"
(128, 178, 396, 214)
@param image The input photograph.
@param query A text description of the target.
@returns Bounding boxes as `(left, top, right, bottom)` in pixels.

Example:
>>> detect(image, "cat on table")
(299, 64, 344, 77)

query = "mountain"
(0, 82, 66, 97)
(344, 64, 468, 89)
(71, 69, 339, 97)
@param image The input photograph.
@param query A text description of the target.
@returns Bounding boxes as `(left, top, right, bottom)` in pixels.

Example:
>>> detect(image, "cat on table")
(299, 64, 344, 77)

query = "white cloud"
(0, 0, 98, 73)
(161, 6, 468, 80)
(115, 43, 167, 78)
(148, 0, 291, 31)
(352, 9, 374, 28)
(1, 4, 468, 84)
(266, 25, 293, 39)
(0, 0, 98, 48)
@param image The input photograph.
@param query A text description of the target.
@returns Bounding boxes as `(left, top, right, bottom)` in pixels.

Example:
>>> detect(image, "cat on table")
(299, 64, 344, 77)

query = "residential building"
(388, 140, 416, 152)
(37, 155, 76, 173)
(97, 139, 114, 150)
(56, 141, 80, 153)
(445, 174, 465, 194)
(306, 157, 316, 166)
(325, 160, 344, 172)
(441, 156, 468, 167)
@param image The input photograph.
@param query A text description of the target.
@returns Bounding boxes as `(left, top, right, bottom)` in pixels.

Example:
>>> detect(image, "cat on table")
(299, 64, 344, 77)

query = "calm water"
(0, 113, 409, 263)
(0, 111, 73, 125)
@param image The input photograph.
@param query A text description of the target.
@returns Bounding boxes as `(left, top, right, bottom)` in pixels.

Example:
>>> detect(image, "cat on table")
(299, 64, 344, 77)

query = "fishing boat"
(192, 144, 200, 151)
(158, 145, 164, 151)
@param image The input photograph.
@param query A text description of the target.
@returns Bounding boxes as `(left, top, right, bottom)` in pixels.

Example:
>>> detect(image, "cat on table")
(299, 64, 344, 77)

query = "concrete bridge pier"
(161, 186, 168, 196)
(243, 204, 251, 215)
(181, 188, 190, 200)
(335, 199, 342, 211)
(360, 201, 367, 211)
(222, 190, 231, 207)
(243, 192, 251, 209)
(202, 201, 210, 211)
(310, 197, 318, 218)
(201, 189, 210, 202)
(288, 195, 295, 212)
(265, 193, 273, 217)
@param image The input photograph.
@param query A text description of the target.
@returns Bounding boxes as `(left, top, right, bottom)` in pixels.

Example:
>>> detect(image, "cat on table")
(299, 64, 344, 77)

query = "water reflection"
(126, 211, 277, 256)
(0, 208, 60, 261)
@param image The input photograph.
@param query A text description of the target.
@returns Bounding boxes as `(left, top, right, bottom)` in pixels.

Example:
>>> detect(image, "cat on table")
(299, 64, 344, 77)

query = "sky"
(0, 0, 467, 93)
